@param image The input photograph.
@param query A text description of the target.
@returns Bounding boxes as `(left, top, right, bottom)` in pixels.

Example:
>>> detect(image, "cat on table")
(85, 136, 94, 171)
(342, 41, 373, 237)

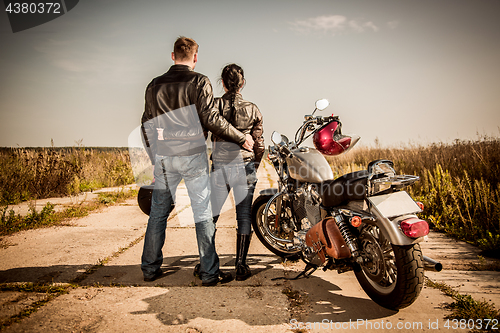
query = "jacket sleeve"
(141, 82, 157, 165)
(251, 105, 265, 169)
(195, 77, 246, 145)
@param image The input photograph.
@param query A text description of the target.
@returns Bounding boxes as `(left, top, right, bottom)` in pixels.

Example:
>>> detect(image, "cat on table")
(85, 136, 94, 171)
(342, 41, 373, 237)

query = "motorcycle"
(251, 99, 434, 310)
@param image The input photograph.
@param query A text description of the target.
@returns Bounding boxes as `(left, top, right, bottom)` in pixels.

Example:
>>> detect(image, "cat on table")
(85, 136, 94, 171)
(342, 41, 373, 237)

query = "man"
(140, 36, 254, 286)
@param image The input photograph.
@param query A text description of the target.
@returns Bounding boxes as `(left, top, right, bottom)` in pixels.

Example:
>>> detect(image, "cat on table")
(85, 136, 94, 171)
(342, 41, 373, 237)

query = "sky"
(1, 0, 499, 148)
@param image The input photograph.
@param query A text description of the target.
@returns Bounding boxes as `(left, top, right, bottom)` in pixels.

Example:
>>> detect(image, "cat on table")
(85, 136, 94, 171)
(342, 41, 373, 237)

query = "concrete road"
(1, 161, 499, 332)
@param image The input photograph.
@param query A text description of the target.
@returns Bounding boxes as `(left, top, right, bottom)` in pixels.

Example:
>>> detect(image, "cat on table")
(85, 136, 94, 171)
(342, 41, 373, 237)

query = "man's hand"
(242, 134, 254, 151)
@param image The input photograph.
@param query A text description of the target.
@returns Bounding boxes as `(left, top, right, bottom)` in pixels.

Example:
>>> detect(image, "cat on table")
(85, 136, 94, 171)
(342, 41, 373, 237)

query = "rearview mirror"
(315, 99, 329, 111)
(271, 131, 281, 144)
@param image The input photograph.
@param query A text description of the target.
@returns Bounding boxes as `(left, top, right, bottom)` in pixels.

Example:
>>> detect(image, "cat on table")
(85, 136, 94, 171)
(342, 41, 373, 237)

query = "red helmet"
(313, 120, 359, 156)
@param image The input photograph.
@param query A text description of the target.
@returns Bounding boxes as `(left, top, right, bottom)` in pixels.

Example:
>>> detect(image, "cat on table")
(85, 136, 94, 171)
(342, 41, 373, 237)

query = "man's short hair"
(173, 37, 199, 61)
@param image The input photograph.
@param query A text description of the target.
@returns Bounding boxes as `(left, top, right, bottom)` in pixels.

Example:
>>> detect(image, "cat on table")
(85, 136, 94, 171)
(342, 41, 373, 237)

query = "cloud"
(33, 38, 137, 83)
(290, 15, 347, 34)
(387, 20, 400, 29)
(35, 39, 118, 73)
(290, 15, 380, 35)
(53, 58, 86, 72)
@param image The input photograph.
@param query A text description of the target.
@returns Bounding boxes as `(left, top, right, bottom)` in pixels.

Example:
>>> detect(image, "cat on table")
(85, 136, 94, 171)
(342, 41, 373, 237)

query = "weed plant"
(327, 136, 500, 252)
(426, 279, 500, 333)
(0, 282, 71, 330)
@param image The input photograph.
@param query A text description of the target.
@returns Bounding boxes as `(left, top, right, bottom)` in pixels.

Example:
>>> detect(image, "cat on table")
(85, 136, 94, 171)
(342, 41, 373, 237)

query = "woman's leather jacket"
(211, 93, 264, 167)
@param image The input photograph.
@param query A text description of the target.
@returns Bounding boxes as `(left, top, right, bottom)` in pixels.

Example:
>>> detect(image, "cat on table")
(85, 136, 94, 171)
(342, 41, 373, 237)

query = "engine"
(293, 184, 322, 230)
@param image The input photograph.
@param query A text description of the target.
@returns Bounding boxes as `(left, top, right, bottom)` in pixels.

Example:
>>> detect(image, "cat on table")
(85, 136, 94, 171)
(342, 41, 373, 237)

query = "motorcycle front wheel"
(251, 194, 301, 260)
(354, 225, 424, 310)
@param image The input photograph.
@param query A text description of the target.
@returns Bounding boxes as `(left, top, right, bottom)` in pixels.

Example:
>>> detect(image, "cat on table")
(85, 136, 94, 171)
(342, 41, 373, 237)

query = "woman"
(211, 63, 264, 281)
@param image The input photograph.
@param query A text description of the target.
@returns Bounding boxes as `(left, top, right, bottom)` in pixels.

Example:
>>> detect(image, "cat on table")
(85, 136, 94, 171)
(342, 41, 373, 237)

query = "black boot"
(235, 233, 252, 281)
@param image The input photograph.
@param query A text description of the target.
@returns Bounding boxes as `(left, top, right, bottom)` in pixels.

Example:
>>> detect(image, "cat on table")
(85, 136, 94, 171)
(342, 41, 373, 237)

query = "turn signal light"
(416, 202, 424, 211)
(267, 152, 277, 161)
(400, 218, 429, 238)
(351, 216, 362, 227)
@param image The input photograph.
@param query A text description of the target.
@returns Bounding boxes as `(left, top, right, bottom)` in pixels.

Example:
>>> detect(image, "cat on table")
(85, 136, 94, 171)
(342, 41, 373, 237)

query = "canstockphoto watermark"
(290, 318, 500, 331)
(287, 164, 367, 198)
(3, 0, 79, 33)
(289, 319, 426, 330)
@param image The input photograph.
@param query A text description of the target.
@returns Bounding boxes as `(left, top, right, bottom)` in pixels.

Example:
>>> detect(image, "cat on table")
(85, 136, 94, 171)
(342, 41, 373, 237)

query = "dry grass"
(327, 136, 500, 253)
(0, 147, 134, 205)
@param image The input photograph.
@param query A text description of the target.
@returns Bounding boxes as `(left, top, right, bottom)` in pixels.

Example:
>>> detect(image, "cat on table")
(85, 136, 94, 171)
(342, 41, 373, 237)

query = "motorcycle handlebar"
(296, 115, 329, 145)
(282, 114, 342, 153)
(272, 142, 293, 159)
(281, 145, 292, 157)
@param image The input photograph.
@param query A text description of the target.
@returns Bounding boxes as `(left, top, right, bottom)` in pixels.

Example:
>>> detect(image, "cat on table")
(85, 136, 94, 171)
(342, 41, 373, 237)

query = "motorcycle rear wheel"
(251, 194, 301, 260)
(354, 225, 424, 310)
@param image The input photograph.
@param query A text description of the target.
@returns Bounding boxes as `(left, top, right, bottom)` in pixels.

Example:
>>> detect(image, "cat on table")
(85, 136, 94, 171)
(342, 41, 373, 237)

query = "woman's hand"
(242, 134, 254, 151)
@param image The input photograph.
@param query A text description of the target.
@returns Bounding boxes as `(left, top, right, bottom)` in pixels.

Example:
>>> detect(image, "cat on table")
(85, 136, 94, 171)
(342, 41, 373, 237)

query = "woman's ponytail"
(220, 64, 245, 115)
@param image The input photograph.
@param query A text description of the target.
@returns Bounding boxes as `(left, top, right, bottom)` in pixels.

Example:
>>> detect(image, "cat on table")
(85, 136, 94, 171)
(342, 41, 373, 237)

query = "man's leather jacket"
(141, 65, 245, 163)
(211, 93, 264, 167)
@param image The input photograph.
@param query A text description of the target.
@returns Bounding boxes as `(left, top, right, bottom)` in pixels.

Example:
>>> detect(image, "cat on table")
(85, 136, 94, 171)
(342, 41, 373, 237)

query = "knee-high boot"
(235, 233, 252, 281)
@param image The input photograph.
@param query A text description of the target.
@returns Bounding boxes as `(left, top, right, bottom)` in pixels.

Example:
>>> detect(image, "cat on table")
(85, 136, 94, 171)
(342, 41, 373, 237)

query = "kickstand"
(271, 262, 318, 281)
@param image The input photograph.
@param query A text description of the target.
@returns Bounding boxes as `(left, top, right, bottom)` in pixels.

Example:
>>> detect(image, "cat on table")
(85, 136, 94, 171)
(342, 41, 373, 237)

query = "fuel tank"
(286, 147, 334, 183)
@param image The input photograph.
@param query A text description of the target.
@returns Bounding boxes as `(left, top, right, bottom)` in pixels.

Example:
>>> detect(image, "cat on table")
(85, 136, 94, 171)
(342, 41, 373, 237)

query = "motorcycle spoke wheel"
(251, 195, 300, 259)
(265, 205, 294, 239)
(355, 225, 424, 310)
(359, 228, 394, 287)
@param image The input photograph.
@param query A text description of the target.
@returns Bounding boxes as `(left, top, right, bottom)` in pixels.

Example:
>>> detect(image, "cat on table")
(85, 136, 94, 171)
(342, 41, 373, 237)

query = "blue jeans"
(141, 151, 219, 282)
(211, 161, 258, 235)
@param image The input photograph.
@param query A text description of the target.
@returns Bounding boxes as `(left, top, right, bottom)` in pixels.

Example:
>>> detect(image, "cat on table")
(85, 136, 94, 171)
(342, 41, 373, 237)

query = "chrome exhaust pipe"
(423, 256, 443, 272)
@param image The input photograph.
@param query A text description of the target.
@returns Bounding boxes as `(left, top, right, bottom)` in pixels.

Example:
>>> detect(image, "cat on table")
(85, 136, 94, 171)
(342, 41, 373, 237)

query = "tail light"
(400, 218, 429, 238)
(416, 201, 424, 211)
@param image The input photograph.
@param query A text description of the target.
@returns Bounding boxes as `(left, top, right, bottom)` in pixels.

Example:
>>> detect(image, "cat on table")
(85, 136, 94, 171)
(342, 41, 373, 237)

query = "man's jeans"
(211, 161, 258, 235)
(141, 151, 219, 282)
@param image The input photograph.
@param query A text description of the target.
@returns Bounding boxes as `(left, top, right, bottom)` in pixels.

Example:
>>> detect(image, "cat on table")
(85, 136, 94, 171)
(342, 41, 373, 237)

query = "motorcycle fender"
(367, 191, 424, 246)
(370, 207, 423, 246)
(258, 188, 278, 197)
